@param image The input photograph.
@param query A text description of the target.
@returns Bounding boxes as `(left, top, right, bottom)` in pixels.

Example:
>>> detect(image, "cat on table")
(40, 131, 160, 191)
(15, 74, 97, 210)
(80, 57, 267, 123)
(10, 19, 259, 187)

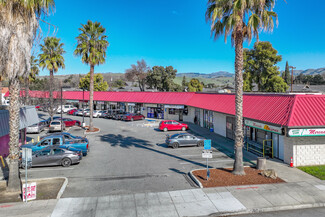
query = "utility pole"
(289, 66, 296, 93)
(82, 88, 85, 127)
(61, 86, 63, 132)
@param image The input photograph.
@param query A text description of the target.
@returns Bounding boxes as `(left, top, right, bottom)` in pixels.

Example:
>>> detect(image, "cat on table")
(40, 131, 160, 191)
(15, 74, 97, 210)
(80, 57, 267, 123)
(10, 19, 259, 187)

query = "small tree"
(188, 78, 203, 92)
(125, 59, 149, 91)
(79, 72, 109, 91)
(283, 61, 291, 85)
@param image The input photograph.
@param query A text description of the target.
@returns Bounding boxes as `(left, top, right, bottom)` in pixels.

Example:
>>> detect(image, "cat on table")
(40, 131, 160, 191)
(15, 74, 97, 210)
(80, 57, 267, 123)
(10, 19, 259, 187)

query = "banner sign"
(288, 129, 325, 137)
(23, 182, 36, 201)
(245, 120, 282, 135)
(164, 105, 184, 109)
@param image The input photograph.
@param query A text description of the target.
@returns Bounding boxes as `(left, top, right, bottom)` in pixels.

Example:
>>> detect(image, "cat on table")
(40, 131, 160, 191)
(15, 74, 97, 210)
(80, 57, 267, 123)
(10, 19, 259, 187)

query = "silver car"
(49, 121, 65, 132)
(166, 133, 204, 149)
(20, 146, 81, 168)
(26, 121, 47, 134)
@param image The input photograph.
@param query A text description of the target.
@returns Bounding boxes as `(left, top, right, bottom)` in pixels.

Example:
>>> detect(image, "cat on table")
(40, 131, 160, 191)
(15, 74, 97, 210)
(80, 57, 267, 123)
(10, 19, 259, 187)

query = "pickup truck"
(21, 135, 89, 156)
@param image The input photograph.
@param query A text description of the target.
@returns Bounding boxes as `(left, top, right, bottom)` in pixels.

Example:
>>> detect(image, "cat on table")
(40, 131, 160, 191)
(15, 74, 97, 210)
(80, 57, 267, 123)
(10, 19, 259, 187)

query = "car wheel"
(163, 128, 168, 132)
(172, 142, 179, 149)
(61, 158, 72, 167)
(131, 118, 134, 121)
(181, 127, 186, 131)
(197, 141, 204, 147)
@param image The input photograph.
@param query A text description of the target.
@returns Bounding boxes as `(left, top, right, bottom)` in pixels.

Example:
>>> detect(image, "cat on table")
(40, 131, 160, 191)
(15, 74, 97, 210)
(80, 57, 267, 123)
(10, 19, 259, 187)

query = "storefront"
(194, 108, 201, 125)
(144, 104, 164, 119)
(226, 116, 235, 140)
(95, 101, 106, 110)
(127, 103, 142, 113)
(203, 110, 214, 130)
(165, 105, 188, 121)
(244, 120, 284, 159)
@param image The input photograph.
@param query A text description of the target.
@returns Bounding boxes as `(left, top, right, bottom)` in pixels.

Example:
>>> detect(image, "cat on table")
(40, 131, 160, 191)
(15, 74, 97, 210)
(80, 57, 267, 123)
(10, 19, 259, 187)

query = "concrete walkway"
(48, 179, 325, 217)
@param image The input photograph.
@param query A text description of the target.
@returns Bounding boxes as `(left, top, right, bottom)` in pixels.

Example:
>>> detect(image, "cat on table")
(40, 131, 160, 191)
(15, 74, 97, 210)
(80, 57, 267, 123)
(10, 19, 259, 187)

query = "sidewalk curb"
(57, 177, 68, 199)
(212, 202, 325, 216)
(189, 169, 203, 188)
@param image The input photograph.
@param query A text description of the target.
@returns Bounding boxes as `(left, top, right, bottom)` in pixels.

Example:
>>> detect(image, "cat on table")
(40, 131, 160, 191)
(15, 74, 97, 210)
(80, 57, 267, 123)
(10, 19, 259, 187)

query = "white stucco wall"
(213, 112, 227, 137)
(284, 136, 325, 166)
(183, 106, 195, 123)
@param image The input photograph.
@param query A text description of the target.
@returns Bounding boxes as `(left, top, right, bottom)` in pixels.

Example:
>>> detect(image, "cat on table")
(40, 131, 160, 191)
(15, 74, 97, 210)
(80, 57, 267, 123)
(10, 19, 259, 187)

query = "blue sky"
(38, 0, 325, 76)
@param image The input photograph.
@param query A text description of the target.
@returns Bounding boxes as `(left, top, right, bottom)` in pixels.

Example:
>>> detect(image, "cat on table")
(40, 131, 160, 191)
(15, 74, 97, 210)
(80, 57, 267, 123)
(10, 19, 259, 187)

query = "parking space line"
(179, 159, 233, 165)
(20, 167, 75, 172)
(180, 153, 226, 157)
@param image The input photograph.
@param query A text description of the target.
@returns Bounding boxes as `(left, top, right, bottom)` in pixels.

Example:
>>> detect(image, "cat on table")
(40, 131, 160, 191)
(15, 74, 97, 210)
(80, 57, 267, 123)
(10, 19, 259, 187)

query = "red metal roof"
(287, 95, 325, 127)
(22, 90, 325, 127)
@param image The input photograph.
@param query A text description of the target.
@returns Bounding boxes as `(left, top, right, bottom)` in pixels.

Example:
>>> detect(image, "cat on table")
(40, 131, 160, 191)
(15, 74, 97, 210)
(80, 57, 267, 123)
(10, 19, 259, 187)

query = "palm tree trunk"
(7, 78, 21, 192)
(232, 17, 245, 176)
(49, 70, 54, 121)
(89, 65, 94, 131)
(26, 77, 30, 105)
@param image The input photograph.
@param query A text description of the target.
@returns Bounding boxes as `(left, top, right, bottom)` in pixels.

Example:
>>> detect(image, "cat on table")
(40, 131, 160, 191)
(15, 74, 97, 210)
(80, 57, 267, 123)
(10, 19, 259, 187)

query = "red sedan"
(59, 118, 81, 127)
(159, 120, 188, 132)
(67, 109, 78, 115)
(122, 113, 145, 121)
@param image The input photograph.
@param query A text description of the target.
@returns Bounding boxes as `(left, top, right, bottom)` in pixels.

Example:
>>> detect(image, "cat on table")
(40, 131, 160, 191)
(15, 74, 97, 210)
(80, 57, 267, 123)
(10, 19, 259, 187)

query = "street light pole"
(289, 66, 296, 93)
(82, 88, 85, 127)
(61, 86, 63, 132)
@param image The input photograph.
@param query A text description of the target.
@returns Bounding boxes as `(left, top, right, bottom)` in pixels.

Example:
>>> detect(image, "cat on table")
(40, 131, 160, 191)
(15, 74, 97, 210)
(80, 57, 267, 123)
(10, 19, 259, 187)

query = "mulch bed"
(192, 167, 285, 188)
(0, 178, 65, 203)
(85, 126, 100, 133)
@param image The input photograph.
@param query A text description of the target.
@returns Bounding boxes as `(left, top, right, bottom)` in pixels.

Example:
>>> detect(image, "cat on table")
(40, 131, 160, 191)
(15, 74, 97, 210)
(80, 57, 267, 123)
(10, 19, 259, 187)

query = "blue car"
(40, 132, 88, 144)
(21, 135, 89, 156)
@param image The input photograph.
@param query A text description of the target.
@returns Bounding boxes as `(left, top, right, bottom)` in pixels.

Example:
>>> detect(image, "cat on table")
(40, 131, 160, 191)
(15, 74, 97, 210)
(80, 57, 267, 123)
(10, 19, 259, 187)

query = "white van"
(57, 105, 76, 113)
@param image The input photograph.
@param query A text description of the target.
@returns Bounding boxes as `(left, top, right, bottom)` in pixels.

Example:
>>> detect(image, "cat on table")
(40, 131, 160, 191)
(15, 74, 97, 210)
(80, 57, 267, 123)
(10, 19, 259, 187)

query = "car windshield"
(170, 134, 179, 138)
(30, 123, 38, 127)
(51, 122, 61, 125)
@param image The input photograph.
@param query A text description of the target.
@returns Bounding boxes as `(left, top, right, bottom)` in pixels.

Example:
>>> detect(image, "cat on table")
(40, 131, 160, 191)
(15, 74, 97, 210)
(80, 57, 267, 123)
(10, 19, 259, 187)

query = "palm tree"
(25, 55, 40, 105)
(74, 20, 109, 131)
(39, 37, 65, 121)
(0, 0, 55, 192)
(206, 0, 278, 175)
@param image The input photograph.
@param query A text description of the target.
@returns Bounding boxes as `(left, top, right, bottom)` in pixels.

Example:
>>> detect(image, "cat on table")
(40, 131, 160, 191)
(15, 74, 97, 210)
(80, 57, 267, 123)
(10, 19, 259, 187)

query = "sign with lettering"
(23, 182, 36, 201)
(202, 150, 213, 158)
(288, 129, 325, 137)
(245, 120, 282, 135)
(164, 105, 184, 109)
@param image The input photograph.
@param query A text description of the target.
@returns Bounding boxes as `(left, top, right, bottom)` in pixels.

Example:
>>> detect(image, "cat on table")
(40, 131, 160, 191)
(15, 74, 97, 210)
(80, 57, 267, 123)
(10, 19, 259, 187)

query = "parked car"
(21, 135, 89, 156)
(159, 120, 188, 132)
(26, 121, 47, 134)
(45, 116, 61, 125)
(97, 110, 107, 118)
(113, 111, 128, 120)
(122, 113, 145, 121)
(41, 132, 88, 144)
(49, 121, 65, 132)
(84, 110, 100, 118)
(67, 109, 78, 115)
(77, 109, 89, 116)
(57, 105, 77, 113)
(20, 146, 81, 168)
(165, 133, 204, 149)
(73, 109, 83, 116)
(58, 118, 81, 127)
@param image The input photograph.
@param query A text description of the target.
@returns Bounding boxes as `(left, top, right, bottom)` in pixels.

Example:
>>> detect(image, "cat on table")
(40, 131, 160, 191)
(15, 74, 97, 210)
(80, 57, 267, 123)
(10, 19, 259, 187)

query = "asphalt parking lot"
(23, 111, 248, 198)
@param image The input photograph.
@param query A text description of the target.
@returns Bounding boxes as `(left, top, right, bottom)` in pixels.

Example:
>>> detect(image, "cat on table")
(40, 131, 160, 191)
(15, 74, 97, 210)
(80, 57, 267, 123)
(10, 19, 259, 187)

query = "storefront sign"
(245, 120, 282, 135)
(144, 103, 157, 107)
(288, 128, 325, 137)
(109, 102, 117, 105)
(127, 103, 135, 106)
(67, 100, 79, 103)
(97, 101, 105, 104)
(164, 105, 184, 109)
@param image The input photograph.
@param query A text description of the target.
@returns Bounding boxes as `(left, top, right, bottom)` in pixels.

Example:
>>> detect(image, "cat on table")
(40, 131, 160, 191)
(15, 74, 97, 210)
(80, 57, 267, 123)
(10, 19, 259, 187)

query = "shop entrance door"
(179, 110, 183, 121)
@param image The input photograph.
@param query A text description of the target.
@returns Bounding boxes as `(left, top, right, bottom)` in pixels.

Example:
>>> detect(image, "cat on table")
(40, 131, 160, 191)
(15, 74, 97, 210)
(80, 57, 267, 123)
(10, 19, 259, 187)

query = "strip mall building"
(27, 91, 325, 167)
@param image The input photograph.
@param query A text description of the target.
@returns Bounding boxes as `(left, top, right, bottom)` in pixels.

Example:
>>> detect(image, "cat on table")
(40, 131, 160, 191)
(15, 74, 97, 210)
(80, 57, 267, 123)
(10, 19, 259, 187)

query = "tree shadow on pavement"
(100, 134, 209, 168)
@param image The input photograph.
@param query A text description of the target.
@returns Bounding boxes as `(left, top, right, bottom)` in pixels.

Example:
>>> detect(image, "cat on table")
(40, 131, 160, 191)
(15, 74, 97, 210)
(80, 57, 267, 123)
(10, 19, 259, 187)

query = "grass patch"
(298, 165, 325, 180)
